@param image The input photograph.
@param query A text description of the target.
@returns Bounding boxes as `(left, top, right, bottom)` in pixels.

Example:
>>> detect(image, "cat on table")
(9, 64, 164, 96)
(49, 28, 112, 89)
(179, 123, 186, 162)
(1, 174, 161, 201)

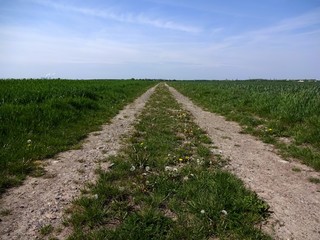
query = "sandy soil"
(168, 84, 320, 240)
(0, 86, 156, 240)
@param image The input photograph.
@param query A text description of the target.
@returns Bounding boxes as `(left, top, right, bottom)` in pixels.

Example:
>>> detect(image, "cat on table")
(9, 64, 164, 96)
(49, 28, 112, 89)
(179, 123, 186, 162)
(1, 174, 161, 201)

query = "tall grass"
(170, 80, 320, 170)
(0, 79, 156, 194)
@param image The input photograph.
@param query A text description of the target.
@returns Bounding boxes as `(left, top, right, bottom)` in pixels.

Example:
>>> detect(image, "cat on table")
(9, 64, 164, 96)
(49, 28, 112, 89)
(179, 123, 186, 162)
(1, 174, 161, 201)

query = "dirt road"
(1, 84, 319, 240)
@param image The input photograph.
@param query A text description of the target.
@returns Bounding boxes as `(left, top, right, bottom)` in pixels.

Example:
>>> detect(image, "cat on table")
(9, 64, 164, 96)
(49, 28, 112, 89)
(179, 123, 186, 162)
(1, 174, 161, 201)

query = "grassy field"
(65, 84, 270, 240)
(0, 79, 156, 195)
(170, 80, 320, 171)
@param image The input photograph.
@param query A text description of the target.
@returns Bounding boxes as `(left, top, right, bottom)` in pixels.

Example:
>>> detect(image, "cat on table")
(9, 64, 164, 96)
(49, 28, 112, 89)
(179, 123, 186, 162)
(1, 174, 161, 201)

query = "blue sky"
(1, 0, 320, 79)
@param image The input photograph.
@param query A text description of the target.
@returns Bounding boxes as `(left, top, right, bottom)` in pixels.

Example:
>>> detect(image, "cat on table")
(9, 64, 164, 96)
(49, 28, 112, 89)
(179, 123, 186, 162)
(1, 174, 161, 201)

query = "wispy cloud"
(253, 7, 320, 35)
(219, 7, 320, 48)
(30, 0, 201, 33)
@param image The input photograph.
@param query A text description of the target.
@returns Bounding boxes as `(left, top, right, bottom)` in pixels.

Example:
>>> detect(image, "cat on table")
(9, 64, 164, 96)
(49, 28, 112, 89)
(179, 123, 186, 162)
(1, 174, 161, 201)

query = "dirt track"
(1, 84, 320, 240)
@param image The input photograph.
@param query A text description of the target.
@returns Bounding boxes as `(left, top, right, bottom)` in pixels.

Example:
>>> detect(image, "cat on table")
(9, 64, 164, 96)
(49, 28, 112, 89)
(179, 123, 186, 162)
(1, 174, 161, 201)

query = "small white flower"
(145, 166, 150, 172)
(130, 165, 136, 172)
(27, 139, 32, 144)
(165, 166, 178, 172)
(183, 176, 189, 181)
(221, 210, 228, 215)
(200, 209, 205, 214)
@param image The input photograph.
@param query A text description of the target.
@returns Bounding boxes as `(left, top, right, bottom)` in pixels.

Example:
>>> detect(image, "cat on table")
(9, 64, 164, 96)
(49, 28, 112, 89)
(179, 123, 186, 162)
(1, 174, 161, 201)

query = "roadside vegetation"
(170, 80, 320, 171)
(0, 79, 155, 195)
(66, 84, 270, 240)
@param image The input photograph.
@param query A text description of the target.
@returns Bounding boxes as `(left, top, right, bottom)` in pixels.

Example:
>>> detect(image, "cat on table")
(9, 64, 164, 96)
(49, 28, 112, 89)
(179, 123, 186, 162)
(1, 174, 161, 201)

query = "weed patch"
(308, 177, 320, 184)
(40, 224, 54, 236)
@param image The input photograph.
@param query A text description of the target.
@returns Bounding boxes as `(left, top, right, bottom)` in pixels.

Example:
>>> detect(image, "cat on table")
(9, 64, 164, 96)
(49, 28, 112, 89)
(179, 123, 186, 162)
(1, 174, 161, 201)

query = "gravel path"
(168, 84, 320, 240)
(0, 86, 156, 240)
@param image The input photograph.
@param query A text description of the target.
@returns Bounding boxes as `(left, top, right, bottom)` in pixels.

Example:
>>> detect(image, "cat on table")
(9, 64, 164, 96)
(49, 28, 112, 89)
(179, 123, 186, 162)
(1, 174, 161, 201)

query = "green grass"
(0, 79, 156, 195)
(66, 84, 271, 240)
(292, 167, 301, 172)
(170, 80, 320, 170)
(40, 224, 54, 236)
(308, 177, 320, 184)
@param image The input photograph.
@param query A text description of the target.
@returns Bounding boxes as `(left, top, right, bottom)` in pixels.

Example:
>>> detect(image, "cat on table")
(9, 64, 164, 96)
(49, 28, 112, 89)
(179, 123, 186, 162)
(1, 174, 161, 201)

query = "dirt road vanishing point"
(1, 84, 320, 240)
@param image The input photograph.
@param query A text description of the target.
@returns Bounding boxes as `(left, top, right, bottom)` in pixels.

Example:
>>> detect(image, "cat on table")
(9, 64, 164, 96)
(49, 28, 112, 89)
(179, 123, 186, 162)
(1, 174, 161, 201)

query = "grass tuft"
(40, 224, 54, 236)
(308, 177, 320, 184)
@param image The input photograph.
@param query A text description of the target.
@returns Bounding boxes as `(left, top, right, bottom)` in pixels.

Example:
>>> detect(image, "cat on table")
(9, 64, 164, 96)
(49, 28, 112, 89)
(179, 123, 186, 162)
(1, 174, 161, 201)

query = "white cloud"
(242, 8, 320, 41)
(30, 0, 201, 33)
(0, 26, 140, 64)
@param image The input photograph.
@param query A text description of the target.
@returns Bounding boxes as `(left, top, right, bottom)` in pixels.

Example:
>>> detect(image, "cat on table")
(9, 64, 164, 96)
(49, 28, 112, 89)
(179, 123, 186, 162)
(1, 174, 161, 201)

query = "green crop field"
(0, 79, 156, 194)
(170, 80, 320, 170)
